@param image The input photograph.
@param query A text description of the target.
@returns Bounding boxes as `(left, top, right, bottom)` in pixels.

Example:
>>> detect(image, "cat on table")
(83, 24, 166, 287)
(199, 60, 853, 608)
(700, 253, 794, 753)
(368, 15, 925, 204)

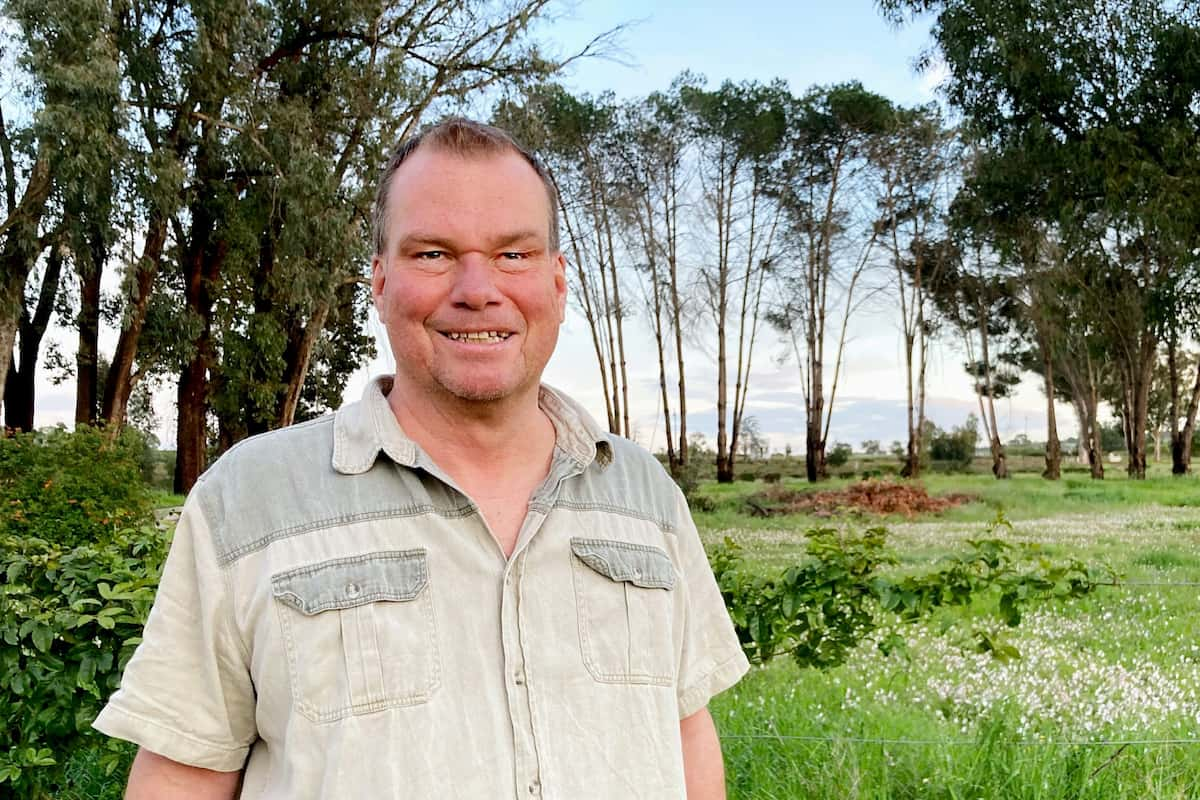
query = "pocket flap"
(271, 550, 428, 615)
(570, 538, 676, 590)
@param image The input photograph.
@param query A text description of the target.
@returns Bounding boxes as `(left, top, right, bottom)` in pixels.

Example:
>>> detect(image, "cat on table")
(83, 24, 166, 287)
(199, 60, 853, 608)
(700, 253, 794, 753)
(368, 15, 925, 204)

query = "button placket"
(501, 554, 540, 800)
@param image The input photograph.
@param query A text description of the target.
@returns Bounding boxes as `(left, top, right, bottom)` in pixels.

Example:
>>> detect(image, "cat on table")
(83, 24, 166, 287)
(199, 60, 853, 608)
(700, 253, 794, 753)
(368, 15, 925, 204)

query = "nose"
(450, 252, 503, 309)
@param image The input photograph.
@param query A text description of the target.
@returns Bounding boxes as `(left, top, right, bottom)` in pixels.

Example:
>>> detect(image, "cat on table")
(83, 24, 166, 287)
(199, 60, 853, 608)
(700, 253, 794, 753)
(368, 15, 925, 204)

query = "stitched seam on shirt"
(551, 500, 677, 534)
(102, 702, 255, 753)
(218, 505, 475, 566)
(222, 558, 252, 667)
(678, 650, 749, 711)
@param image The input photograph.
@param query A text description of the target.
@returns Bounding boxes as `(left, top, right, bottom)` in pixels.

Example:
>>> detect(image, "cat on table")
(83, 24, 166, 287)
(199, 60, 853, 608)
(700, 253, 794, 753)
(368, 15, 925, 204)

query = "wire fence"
(722, 734, 1200, 746)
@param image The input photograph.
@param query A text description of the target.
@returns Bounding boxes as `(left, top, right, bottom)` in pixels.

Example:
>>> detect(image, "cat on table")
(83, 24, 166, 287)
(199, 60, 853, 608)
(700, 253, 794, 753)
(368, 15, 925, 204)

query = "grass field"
(698, 471, 1200, 799)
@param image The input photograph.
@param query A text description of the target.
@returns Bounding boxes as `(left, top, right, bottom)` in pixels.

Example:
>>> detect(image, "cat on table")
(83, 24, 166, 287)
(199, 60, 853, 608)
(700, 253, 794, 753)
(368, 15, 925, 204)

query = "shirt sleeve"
(92, 484, 257, 771)
(671, 488, 750, 719)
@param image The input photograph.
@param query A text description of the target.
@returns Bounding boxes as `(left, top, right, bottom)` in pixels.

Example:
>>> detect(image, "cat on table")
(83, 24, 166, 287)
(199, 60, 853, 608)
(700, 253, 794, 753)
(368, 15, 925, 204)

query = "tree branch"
(0, 103, 16, 214)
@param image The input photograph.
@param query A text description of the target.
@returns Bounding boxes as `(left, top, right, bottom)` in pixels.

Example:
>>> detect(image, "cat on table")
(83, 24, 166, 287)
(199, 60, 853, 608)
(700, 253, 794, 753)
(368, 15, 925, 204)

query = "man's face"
(371, 147, 567, 408)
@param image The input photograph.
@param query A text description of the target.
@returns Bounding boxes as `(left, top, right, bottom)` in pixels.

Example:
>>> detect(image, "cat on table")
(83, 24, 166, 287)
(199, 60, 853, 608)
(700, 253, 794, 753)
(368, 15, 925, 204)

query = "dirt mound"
(747, 480, 976, 518)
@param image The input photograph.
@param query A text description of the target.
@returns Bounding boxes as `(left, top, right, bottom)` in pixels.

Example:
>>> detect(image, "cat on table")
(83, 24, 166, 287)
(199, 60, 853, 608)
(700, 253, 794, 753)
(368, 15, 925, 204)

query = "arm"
(126, 748, 242, 800)
(680, 706, 726, 800)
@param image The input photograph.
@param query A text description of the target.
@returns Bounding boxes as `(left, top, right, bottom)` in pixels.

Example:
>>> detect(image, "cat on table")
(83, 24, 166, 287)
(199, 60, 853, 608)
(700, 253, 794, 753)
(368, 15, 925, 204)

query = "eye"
(500, 251, 529, 261)
(415, 250, 446, 260)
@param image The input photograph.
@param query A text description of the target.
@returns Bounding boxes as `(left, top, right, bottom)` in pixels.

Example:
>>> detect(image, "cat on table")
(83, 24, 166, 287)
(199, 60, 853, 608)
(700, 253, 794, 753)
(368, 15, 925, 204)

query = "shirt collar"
(332, 376, 612, 475)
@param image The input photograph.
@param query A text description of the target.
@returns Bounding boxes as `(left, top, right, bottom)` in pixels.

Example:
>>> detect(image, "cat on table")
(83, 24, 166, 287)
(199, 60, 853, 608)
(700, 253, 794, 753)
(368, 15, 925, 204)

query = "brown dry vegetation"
(746, 479, 976, 518)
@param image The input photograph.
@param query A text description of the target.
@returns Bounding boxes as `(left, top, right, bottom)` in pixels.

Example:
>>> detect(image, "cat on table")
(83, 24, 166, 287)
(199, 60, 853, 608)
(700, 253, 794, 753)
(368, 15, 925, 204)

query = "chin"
(439, 376, 527, 404)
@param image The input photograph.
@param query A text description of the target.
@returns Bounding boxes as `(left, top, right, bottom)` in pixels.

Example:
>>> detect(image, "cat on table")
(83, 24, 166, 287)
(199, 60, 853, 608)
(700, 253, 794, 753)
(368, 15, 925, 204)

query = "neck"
(384, 379, 555, 478)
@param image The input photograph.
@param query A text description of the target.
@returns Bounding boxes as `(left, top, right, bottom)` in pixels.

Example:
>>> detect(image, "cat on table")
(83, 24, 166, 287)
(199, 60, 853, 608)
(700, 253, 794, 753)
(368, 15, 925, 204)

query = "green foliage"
(930, 414, 980, 469)
(826, 441, 853, 468)
(0, 427, 155, 547)
(711, 527, 889, 668)
(0, 523, 170, 798)
(709, 515, 1115, 670)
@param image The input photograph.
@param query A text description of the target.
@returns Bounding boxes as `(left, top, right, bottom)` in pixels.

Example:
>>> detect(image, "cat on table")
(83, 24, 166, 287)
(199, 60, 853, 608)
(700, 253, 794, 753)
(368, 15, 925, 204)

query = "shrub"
(930, 415, 979, 470)
(0, 524, 170, 797)
(826, 442, 853, 468)
(708, 516, 1114, 670)
(0, 426, 155, 547)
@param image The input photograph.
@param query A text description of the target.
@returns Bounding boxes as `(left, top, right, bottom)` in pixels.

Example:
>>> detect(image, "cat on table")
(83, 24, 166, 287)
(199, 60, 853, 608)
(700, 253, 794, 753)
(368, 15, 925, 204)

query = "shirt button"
(345, 582, 360, 598)
(514, 674, 524, 686)
(528, 780, 540, 794)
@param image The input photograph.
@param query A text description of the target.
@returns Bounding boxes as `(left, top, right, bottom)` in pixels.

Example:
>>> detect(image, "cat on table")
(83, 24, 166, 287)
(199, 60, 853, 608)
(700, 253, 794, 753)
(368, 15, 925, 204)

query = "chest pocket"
(570, 538, 677, 685)
(272, 550, 440, 722)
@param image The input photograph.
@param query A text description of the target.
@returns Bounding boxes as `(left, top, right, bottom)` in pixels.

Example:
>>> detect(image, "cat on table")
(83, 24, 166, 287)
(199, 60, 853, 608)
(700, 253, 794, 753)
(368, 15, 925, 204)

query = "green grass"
(700, 470, 1200, 798)
(146, 490, 186, 509)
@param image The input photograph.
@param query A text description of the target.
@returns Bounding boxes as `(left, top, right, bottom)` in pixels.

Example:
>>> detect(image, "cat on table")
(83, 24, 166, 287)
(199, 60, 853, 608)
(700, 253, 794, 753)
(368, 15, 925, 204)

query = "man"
(94, 118, 749, 799)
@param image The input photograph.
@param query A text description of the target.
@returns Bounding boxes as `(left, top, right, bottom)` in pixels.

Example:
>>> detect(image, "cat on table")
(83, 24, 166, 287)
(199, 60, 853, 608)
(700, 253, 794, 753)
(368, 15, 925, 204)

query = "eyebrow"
(396, 230, 545, 251)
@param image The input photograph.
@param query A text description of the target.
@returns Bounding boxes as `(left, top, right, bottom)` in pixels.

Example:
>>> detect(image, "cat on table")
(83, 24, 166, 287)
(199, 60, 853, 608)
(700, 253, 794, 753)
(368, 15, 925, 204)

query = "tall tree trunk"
(715, 293, 731, 482)
(74, 243, 103, 425)
(1071, 397, 1088, 464)
(669, 202, 687, 468)
(714, 157, 734, 484)
(276, 301, 330, 428)
(102, 213, 167, 433)
(5, 243, 62, 431)
(977, 306, 1008, 479)
(0, 314, 18, 417)
(559, 207, 613, 430)
(1087, 373, 1104, 479)
(1124, 334, 1155, 479)
(174, 196, 223, 494)
(1041, 351, 1060, 479)
(1175, 361, 1200, 476)
(1169, 356, 1200, 476)
(0, 153, 52, 412)
(901, 331, 919, 478)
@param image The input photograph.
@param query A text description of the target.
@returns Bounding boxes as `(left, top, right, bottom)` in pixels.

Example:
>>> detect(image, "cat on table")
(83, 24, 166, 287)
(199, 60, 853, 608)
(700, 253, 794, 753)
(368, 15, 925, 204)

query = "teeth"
(446, 331, 511, 342)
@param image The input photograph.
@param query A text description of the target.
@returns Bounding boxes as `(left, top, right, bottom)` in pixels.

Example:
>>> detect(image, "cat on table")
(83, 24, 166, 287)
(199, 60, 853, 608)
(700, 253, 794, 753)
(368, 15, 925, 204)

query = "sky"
(27, 0, 1082, 453)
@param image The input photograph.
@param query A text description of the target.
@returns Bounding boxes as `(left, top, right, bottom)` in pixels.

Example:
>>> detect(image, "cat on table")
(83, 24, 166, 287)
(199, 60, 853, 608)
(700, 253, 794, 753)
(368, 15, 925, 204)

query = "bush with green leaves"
(0, 426, 156, 547)
(930, 414, 980, 469)
(708, 516, 1116, 670)
(0, 524, 169, 798)
(826, 441, 853, 468)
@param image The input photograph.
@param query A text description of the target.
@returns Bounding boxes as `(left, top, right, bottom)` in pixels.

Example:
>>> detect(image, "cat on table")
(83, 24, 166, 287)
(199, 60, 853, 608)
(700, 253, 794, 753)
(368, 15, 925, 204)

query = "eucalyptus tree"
(770, 82, 892, 482)
(81, 0, 596, 492)
(681, 78, 789, 483)
(0, 0, 122, 424)
(924, 192, 1023, 480)
(879, 0, 1200, 478)
(1156, 266, 1200, 473)
(868, 103, 955, 479)
(613, 82, 695, 473)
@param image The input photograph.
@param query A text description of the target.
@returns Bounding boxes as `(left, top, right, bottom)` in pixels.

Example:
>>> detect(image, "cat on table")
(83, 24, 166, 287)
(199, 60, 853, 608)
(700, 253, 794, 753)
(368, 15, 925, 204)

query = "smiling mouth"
(441, 330, 513, 343)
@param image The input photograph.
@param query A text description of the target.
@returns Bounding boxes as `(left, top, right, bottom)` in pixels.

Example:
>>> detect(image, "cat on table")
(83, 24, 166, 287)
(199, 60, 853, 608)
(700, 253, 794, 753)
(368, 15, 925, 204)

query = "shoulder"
(196, 414, 337, 501)
(559, 432, 690, 535)
(186, 414, 381, 565)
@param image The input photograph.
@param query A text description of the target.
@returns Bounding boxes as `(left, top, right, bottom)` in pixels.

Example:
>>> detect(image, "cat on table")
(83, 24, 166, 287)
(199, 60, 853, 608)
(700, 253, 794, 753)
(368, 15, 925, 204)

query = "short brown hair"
(371, 117, 560, 256)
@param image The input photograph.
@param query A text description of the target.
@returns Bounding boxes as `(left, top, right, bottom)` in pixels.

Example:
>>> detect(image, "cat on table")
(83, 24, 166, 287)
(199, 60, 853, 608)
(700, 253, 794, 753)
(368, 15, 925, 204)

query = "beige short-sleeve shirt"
(94, 378, 749, 799)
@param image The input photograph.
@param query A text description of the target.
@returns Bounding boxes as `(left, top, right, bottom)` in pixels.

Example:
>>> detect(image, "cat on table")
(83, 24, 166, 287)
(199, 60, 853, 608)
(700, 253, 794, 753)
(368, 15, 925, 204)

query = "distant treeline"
(1, 0, 1197, 490)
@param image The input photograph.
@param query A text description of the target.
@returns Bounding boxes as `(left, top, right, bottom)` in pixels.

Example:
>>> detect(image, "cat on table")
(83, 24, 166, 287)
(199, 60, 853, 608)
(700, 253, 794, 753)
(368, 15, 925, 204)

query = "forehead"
(384, 147, 552, 243)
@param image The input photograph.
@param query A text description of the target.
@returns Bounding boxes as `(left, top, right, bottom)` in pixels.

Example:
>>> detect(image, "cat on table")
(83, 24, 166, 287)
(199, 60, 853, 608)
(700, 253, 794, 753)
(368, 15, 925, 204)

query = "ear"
(371, 255, 387, 323)
(554, 252, 567, 323)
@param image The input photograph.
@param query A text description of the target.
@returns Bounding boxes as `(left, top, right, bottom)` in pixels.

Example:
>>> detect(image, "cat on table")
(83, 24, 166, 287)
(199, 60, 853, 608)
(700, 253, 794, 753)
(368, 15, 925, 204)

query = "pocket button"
(345, 582, 360, 598)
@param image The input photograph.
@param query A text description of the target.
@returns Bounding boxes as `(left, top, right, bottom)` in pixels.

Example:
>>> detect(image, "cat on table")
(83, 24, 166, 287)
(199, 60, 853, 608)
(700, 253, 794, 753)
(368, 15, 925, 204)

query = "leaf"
(31, 625, 52, 653)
